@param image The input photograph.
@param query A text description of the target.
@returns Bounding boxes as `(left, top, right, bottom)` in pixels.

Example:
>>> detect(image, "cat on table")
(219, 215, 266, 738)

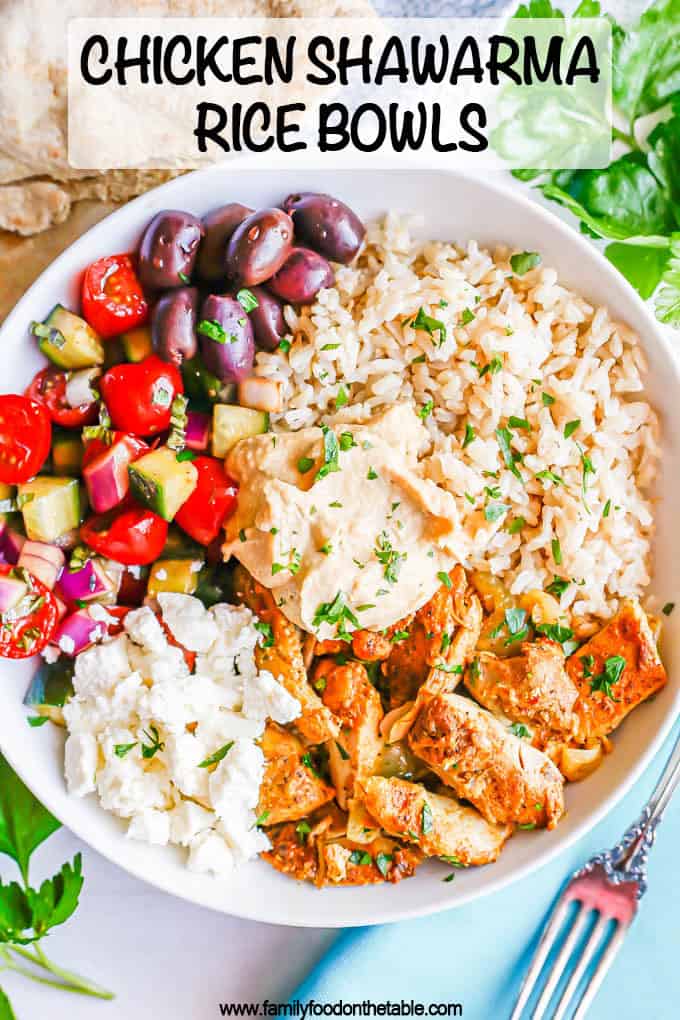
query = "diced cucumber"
(0, 482, 15, 523)
(24, 658, 75, 713)
(162, 526, 204, 561)
(52, 431, 84, 476)
(212, 405, 269, 458)
(128, 447, 197, 522)
(147, 558, 203, 597)
(182, 356, 236, 408)
(18, 477, 80, 542)
(31, 305, 104, 370)
(121, 326, 153, 363)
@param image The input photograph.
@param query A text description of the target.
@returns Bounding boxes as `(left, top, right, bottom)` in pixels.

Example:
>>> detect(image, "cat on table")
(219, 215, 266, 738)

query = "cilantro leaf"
(604, 242, 670, 300)
(510, 251, 541, 275)
(0, 754, 60, 883)
(0, 988, 17, 1020)
(613, 0, 680, 122)
(0, 877, 34, 945)
(656, 236, 680, 326)
(26, 855, 83, 938)
(411, 307, 447, 346)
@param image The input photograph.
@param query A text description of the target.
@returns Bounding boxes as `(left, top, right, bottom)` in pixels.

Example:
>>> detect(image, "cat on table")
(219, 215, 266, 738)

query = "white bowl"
(1, 167, 678, 927)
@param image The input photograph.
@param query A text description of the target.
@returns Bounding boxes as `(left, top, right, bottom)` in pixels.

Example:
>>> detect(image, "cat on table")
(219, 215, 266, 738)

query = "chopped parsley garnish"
(564, 419, 581, 439)
(375, 852, 393, 878)
(468, 658, 480, 684)
(198, 741, 234, 768)
(141, 725, 165, 760)
(329, 500, 343, 509)
(485, 502, 509, 523)
(321, 342, 341, 351)
(535, 623, 575, 653)
(551, 538, 562, 565)
(662, 602, 675, 616)
(238, 529, 247, 543)
(411, 306, 447, 346)
(437, 571, 452, 589)
(579, 444, 596, 509)
(335, 385, 349, 409)
(349, 850, 373, 866)
(478, 356, 503, 378)
(375, 532, 407, 585)
(436, 663, 463, 674)
(505, 607, 527, 636)
(367, 466, 378, 480)
(27, 715, 49, 728)
(236, 288, 259, 313)
(546, 576, 570, 598)
(197, 319, 236, 345)
(440, 632, 452, 653)
(508, 516, 526, 535)
(271, 550, 302, 576)
(356, 603, 376, 612)
(581, 654, 595, 679)
(301, 752, 322, 778)
(335, 741, 350, 761)
(510, 723, 530, 738)
(510, 251, 541, 275)
(279, 338, 291, 353)
(411, 353, 426, 364)
(418, 399, 434, 421)
(297, 456, 314, 473)
(542, 392, 555, 407)
(535, 469, 564, 486)
(462, 423, 475, 449)
(508, 416, 531, 431)
(518, 822, 537, 830)
(589, 655, 625, 701)
(254, 810, 270, 828)
(496, 427, 522, 481)
(254, 620, 274, 648)
(339, 432, 357, 451)
(114, 742, 136, 758)
(603, 499, 612, 518)
(312, 591, 360, 637)
(421, 801, 434, 835)
(176, 449, 196, 462)
(296, 821, 311, 843)
(319, 542, 333, 556)
(460, 308, 476, 326)
(315, 425, 340, 482)
(391, 630, 410, 643)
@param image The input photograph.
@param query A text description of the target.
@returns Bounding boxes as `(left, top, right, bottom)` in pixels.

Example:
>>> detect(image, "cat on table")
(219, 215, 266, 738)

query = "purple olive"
(151, 287, 198, 367)
(138, 210, 204, 290)
(198, 294, 254, 383)
(268, 247, 334, 305)
(247, 286, 286, 352)
(225, 208, 293, 287)
(282, 192, 365, 265)
(197, 203, 253, 282)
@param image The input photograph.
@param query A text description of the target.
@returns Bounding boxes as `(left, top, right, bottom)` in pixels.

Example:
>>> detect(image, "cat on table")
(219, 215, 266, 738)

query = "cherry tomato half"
(0, 394, 52, 484)
(26, 367, 97, 429)
(80, 505, 168, 566)
(175, 456, 238, 546)
(0, 565, 60, 659)
(99, 356, 183, 436)
(81, 254, 149, 339)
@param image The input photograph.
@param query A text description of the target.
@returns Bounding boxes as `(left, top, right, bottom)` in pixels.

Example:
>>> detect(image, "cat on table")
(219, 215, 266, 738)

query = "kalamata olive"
(151, 287, 198, 367)
(196, 203, 253, 282)
(282, 192, 365, 265)
(247, 285, 286, 352)
(198, 294, 254, 383)
(138, 210, 204, 290)
(268, 247, 335, 305)
(225, 208, 293, 287)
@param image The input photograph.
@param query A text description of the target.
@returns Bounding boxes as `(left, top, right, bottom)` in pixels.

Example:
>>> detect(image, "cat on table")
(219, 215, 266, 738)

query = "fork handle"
(588, 723, 680, 895)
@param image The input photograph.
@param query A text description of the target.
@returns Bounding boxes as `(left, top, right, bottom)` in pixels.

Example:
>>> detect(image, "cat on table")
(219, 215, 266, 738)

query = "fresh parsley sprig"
(0, 755, 113, 1011)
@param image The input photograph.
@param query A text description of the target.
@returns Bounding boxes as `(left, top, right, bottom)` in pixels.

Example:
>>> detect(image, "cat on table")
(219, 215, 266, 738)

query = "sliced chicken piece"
(351, 628, 393, 662)
(234, 564, 340, 744)
(385, 566, 483, 708)
(258, 723, 335, 826)
(466, 640, 580, 746)
(362, 776, 512, 865)
(566, 599, 667, 741)
(408, 692, 565, 829)
(314, 658, 384, 809)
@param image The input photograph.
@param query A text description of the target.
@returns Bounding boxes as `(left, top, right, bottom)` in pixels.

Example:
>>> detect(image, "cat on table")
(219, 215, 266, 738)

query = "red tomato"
(0, 395, 52, 484)
(80, 505, 168, 566)
(99, 356, 183, 436)
(81, 254, 148, 339)
(0, 565, 60, 659)
(175, 457, 238, 546)
(26, 367, 97, 429)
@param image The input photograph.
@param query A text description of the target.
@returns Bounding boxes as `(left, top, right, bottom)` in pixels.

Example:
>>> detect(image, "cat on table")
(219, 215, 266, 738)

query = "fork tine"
(531, 902, 592, 1020)
(571, 922, 627, 1020)
(509, 891, 573, 1020)
(552, 914, 610, 1020)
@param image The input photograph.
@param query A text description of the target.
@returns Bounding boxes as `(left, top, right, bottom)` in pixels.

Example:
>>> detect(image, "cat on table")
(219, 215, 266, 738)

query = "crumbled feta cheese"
(41, 644, 61, 664)
(64, 733, 97, 797)
(58, 635, 75, 655)
(155, 569, 168, 581)
(243, 669, 300, 725)
(88, 604, 117, 626)
(127, 809, 171, 846)
(63, 596, 284, 877)
(187, 830, 236, 877)
(158, 593, 219, 652)
(124, 606, 168, 653)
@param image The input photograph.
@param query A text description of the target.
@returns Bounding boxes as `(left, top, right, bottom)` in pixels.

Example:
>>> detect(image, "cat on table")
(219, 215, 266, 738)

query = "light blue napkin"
(291, 723, 680, 1019)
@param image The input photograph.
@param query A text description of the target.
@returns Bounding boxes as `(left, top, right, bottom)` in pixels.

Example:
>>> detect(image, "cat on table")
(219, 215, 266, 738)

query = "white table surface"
(1, 827, 335, 1017)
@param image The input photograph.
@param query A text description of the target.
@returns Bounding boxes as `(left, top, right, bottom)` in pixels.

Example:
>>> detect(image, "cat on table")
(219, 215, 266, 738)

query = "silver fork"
(509, 723, 680, 1020)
